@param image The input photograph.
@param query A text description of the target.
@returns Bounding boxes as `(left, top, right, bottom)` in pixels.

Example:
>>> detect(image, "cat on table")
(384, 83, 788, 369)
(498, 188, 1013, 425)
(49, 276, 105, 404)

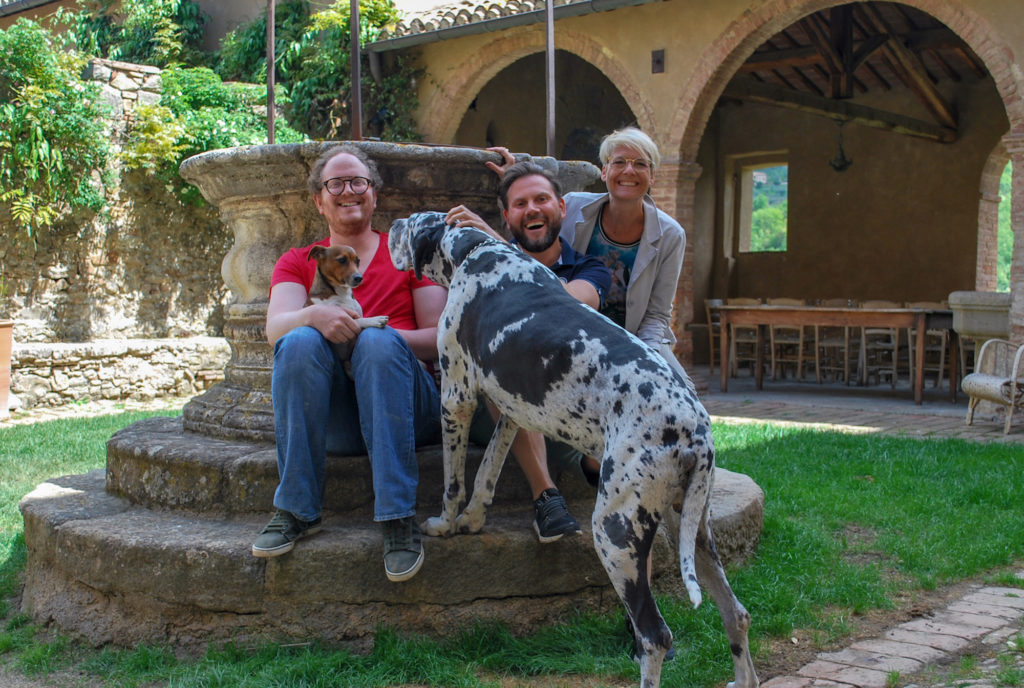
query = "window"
(735, 160, 788, 253)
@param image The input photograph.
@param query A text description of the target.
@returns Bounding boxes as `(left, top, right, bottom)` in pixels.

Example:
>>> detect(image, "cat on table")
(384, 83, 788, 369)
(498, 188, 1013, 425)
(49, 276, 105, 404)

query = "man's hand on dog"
(306, 302, 364, 343)
(444, 205, 504, 242)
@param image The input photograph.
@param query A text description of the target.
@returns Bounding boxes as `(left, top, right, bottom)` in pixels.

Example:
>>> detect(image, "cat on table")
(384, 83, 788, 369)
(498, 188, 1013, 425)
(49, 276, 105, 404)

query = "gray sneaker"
(252, 510, 322, 558)
(383, 516, 424, 582)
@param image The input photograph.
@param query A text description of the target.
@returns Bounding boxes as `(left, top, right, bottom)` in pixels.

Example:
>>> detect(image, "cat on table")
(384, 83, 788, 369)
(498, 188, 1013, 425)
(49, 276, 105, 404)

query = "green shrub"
(216, 0, 310, 84)
(123, 66, 306, 204)
(0, 19, 110, 239)
(217, 0, 422, 141)
(60, 0, 209, 68)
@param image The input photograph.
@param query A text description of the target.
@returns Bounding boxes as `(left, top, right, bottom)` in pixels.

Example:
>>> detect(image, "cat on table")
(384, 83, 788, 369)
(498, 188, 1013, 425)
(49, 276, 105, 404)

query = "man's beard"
(511, 216, 562, 253)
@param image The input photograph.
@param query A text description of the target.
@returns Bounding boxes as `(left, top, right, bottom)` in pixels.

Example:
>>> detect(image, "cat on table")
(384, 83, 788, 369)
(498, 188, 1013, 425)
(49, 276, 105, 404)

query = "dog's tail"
(677, 446, 711, 609)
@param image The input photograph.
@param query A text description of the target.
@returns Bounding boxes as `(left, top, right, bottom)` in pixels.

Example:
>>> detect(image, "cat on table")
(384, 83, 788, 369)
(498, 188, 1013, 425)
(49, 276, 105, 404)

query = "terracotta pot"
(0, 319, 11, 418)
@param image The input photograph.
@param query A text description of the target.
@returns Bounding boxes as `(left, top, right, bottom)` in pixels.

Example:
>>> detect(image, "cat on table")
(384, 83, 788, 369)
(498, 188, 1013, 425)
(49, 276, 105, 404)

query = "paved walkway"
(3, 372, 1023, 687)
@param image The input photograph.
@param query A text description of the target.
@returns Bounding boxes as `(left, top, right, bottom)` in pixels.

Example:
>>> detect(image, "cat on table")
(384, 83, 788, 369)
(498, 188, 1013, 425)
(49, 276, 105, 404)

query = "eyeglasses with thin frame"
(607, 157, 652, 172)
(322, 176, 372, 195)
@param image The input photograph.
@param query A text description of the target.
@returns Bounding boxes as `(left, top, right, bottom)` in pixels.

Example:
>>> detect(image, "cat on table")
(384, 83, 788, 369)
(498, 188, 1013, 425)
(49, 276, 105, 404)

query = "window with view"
(739, 163, 788, 253)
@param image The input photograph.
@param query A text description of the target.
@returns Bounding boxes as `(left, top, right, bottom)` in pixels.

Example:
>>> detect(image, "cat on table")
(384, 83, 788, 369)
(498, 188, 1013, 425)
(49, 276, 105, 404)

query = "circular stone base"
(19, 421, 764, 651)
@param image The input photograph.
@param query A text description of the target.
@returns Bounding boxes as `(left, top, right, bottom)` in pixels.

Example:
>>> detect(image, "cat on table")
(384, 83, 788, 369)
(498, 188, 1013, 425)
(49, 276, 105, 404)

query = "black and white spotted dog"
(388, 211, 757, 688)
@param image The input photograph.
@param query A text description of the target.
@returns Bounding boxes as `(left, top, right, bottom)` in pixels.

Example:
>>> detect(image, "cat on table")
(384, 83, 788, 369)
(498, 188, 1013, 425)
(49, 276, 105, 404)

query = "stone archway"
(665, 0, 1024, 343)
(452, 50, 636, 158)
(418, 28, 656, 144)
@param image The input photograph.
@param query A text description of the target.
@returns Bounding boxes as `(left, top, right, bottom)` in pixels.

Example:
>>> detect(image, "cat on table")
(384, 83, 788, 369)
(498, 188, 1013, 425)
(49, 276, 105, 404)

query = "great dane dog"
(388, 211, 757, 688)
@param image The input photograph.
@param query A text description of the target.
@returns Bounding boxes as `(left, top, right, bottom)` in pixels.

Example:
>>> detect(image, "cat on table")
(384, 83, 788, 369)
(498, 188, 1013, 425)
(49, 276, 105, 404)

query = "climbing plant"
(0, 19, 110, 240)
(217, 0, 422, 141)
(58, 0, 209, 68)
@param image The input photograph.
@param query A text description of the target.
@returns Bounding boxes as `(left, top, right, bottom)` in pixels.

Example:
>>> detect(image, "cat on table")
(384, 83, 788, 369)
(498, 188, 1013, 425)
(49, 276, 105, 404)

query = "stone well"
(18, 142, 764, 651)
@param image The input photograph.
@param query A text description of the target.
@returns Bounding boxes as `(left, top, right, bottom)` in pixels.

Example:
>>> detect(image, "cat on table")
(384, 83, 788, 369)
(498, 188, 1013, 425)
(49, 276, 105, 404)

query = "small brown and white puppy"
(307, 244, 389, 366)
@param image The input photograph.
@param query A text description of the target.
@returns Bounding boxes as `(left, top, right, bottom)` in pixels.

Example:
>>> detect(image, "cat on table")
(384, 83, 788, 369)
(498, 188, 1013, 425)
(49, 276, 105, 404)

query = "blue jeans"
(271, 326, 441, 522)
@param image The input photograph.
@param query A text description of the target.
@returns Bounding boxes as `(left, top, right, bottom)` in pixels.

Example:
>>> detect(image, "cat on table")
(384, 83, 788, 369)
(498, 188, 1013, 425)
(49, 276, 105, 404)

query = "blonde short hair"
(598, 127, 661, 171)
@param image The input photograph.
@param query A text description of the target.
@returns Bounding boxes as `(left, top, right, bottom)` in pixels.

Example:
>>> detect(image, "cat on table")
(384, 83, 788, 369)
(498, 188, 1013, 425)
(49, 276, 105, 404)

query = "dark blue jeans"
(271, 326, 441, 522)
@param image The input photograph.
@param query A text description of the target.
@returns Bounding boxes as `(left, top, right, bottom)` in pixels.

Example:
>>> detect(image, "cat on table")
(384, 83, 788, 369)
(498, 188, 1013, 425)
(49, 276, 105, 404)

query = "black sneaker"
(252, 510, 322, 558)
(626, 616, 676, 663)
(532, 488, 582, 543)
(383, 516, 424, 582)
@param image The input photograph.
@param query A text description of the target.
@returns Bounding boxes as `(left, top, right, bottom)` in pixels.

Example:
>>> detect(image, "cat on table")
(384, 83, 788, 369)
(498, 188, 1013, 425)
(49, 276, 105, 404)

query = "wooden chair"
(726, 297, 761, 377)
(813, 298, 854, 384)
(858, 300, 901, 387)
(704, 299, 723, 375)
(766, 297, 808, 380)
(962, 339, 1024, 434)
(905, 301, 949, 390)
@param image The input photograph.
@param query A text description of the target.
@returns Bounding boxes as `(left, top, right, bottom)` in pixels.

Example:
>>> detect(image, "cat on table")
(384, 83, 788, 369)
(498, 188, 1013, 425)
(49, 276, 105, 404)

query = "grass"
(1, 413, 1023, 686)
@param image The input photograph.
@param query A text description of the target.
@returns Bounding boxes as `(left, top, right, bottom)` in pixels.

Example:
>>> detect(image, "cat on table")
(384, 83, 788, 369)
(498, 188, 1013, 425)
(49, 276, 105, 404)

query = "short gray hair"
(598, 127, 661, 172)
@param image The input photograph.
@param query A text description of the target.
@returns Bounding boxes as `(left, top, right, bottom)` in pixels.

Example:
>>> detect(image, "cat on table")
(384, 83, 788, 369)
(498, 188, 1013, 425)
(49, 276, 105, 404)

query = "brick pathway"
(759, 576, 1024, 688)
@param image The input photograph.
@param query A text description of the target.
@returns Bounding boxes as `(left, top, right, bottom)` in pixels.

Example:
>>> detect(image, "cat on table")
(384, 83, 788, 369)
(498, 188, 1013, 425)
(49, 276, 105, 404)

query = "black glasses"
(323, 176, 372, 195)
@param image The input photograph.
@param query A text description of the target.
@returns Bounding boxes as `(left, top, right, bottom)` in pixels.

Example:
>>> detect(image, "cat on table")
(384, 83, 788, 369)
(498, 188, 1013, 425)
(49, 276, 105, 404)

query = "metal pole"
(350, 0, 363, 140)
(266, 0, 275, 144)
(545, 0, 555, 156)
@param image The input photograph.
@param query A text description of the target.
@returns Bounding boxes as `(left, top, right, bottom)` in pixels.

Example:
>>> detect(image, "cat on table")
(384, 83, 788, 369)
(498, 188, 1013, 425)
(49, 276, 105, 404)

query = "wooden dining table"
(717, 304, 957, 405)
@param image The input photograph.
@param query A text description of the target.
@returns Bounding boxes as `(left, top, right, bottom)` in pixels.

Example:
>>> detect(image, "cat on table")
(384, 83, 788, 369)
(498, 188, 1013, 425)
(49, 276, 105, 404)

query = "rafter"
(855, 3, 958, 129)
(724, 78, 957, 143)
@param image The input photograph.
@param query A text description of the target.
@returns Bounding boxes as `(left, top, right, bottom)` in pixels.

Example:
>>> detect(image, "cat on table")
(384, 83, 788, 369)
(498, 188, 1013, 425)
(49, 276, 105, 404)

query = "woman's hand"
(485, 146, 516, 178)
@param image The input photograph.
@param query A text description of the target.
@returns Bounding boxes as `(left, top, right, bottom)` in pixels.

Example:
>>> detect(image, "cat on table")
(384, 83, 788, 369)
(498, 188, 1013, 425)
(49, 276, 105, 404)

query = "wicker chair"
(961, 339, 1024, 435)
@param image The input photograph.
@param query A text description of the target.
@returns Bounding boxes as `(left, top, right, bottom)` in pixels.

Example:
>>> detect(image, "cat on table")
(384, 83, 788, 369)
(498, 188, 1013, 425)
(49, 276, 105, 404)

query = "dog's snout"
(352, 273, 363, 287)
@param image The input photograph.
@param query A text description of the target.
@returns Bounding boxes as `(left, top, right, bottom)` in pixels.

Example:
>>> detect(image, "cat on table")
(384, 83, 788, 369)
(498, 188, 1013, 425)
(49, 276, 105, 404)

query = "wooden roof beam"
(724, 78, 957, 142)
(857, 4, 958, 129)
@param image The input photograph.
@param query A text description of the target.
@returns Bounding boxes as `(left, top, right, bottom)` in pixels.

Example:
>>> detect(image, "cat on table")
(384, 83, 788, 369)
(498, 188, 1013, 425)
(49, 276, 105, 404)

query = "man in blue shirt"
(446, 162, 611, 543)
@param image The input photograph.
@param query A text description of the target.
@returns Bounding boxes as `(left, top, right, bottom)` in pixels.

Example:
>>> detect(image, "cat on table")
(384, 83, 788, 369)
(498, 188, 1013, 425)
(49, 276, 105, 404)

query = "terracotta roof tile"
(380, 0, 581, 40)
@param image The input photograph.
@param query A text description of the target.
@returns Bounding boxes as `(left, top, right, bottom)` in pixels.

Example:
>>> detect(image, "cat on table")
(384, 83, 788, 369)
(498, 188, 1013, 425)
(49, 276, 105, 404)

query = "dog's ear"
(308, 245, 326, 262)
(410, 230, 432, 281)
(405, 212, 447, 282)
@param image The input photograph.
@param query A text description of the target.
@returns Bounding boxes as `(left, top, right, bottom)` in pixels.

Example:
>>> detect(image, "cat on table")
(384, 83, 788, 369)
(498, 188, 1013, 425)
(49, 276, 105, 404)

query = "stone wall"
(1, 57, 230, 345)
(11, 337, 230, 410)
(2, 58, 234, 411)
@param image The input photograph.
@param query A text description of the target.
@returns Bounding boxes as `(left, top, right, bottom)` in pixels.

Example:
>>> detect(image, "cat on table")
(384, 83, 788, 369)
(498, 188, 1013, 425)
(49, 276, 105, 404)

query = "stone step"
(106, 416, 588, 515)
(20, 464, 764, 650)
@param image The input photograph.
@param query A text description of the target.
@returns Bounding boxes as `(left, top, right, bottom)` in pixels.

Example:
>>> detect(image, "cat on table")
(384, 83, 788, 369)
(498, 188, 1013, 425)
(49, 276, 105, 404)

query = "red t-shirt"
(270, 232, 437, 331)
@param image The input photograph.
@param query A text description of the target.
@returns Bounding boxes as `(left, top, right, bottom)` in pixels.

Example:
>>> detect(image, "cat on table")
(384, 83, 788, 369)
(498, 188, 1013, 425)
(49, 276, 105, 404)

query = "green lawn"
(1, 413, 1022, 687)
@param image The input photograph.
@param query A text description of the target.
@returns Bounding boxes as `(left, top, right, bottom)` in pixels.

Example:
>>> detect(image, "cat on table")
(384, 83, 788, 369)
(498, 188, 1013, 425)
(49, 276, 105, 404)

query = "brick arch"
(975, 143, 1010, 291)
(418, 28, 656, 143)
(666, 0, 1024, 162)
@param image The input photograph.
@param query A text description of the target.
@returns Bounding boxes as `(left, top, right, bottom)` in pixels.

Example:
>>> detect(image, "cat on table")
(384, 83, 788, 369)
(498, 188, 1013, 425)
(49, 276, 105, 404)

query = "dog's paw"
(455, 511, 485, 534)
(421, 516, 453, 537)
(369, 315, 389, 328)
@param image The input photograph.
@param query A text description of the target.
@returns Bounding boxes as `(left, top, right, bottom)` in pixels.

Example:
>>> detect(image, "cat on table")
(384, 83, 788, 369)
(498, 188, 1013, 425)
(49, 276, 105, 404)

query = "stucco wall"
(395, 0, 1024, 351)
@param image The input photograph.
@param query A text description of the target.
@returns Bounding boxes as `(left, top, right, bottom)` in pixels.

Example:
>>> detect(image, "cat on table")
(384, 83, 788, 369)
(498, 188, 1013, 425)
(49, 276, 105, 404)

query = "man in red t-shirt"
(251, 145, 446, 584)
